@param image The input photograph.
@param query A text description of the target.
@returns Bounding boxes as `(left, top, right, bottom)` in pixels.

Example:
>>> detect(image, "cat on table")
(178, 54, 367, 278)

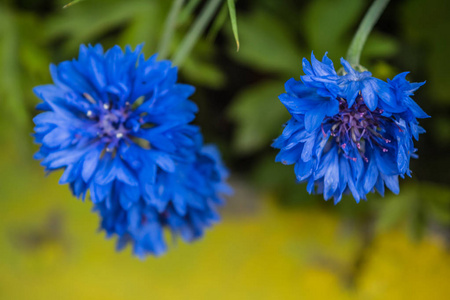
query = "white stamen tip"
(103, 103, 110, 110)
(116, 133, 123, 138)
(87, 110, 93, 117)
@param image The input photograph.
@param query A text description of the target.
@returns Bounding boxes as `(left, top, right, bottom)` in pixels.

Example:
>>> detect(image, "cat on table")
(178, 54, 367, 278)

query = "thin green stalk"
(346, 0, 390, 66)
(227, 0, 239, 51)
(63, 0, 85, 9)
(158, 0, 185, 60)
(172, 0, 223, 66)
(178, 0, 202, 25)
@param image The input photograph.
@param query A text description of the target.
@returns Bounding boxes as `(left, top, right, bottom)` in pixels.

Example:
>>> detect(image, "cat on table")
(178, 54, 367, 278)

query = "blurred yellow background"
(1, 152, 449, 299)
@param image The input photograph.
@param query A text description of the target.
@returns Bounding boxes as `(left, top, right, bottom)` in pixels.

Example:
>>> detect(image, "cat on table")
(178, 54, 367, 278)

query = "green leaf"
(227, 0, 240, 51)
(228, 81, 290, 153)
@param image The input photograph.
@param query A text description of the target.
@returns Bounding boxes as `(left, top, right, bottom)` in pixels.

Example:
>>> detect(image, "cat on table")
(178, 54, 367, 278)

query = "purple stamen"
(85, 96, 144, 152)
(321, 123, 327, 137)
(325, 93, 392, 163)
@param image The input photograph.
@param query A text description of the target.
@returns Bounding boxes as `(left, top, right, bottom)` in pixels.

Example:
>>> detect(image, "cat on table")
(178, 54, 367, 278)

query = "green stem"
(158, 0, 185, 60)
(172, 0, 222, 66)
(346, 0, 390, 66)
(178, 0, 202, 25)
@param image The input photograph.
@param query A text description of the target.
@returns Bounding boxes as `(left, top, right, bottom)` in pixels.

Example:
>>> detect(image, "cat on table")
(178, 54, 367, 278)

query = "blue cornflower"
(94, 145, 232, 257)
(33, 44, 200, 208)
(273, 53, 429, 204)
(33, 44, 232, 256)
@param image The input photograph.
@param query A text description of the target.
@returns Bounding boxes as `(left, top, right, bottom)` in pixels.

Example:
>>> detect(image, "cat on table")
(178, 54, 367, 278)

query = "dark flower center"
(83, 93, 131, 152)
(97, 103, 130, 152)
(82, 93, 157, 153)
(97, 103, 128, 138)
(324, 95, 391, 162)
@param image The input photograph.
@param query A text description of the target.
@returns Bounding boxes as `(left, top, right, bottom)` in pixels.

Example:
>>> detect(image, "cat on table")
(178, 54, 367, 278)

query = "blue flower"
(33, 44, 232, 256)
(94, 145, 232, 258)
(33, 44, 200, 206)
(273, 53, 429, 204)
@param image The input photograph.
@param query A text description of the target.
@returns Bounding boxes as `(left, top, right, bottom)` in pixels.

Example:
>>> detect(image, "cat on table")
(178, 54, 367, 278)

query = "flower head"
(33, 44, 200, 206)
(273, 53, 429, 203)
(94, 145, 232, 258)
(33, 44, 232, 256)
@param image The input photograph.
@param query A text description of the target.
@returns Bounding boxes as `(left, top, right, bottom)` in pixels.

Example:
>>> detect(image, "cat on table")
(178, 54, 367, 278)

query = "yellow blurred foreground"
(0, 158, 449, 300)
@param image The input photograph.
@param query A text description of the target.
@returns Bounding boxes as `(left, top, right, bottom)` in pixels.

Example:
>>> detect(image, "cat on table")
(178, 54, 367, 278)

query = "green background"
(0, 0, 449, 298)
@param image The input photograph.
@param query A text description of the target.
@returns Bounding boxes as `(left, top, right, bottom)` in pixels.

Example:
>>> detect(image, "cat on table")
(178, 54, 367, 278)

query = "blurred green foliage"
(0, 0, 449, 297)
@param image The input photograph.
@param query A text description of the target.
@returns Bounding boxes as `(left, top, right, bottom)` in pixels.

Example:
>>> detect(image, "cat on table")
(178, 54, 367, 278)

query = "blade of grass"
(158, 0, 185, 59)
(227, 0, 239, 51)
(63, 0, 85, 9)
(172, 0, 223, 66)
